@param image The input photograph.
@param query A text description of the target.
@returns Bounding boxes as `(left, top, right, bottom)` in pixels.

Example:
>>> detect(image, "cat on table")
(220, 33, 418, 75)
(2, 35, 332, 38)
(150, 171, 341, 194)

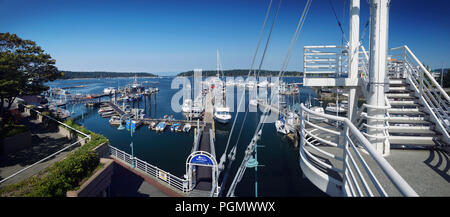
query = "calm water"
(47, 76, 326, 197)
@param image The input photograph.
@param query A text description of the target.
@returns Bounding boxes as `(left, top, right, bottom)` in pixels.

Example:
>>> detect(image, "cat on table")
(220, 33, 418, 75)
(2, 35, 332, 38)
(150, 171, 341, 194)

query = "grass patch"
(0, 118, 109, 197)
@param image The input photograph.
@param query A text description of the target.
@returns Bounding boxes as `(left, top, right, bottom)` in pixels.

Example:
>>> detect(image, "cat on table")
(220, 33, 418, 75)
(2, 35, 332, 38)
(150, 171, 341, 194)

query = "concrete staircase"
(386, 78, 439, 147)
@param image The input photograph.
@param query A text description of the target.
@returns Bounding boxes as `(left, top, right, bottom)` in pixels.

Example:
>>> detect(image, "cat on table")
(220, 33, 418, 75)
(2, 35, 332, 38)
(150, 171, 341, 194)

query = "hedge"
(0, 119, 109, 197)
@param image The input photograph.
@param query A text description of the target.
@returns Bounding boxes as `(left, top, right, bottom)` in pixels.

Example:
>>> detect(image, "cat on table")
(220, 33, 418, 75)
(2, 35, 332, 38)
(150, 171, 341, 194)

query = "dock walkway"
(194, 123, 213, 192)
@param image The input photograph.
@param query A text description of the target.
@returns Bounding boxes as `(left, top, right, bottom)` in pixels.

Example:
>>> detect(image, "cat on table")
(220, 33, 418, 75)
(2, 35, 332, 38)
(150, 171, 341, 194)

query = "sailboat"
(213, 50, 232, 124)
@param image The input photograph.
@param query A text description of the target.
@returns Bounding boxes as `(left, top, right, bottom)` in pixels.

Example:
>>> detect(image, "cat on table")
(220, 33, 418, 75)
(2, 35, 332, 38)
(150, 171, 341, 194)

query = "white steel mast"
(347, 0, 360, 124)
(367, 0, 390, 155)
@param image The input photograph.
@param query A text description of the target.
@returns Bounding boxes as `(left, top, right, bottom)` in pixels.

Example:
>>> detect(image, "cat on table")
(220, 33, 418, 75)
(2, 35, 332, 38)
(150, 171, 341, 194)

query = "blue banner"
(131, 120, 136, 133)
(126, 119, 130, 131)
(190, 154, 214, 165)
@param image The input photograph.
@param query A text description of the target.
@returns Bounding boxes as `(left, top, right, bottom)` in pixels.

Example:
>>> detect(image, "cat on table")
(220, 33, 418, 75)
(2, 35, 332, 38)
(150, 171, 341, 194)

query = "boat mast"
(217, 49, 226, 106)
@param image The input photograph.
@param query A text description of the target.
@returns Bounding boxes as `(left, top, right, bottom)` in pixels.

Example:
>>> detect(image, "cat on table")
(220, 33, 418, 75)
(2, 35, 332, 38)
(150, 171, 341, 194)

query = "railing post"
(303, 48, 307, 80)
(402, 47, 407, 79)
(299, 108, 305, 147)
(420, 67, 424, 94)
(342, 124, 350, 196)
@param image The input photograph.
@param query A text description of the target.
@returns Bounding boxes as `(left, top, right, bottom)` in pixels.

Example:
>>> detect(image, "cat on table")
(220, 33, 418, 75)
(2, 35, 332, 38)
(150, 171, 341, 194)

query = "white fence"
(108, 145, 189, 193)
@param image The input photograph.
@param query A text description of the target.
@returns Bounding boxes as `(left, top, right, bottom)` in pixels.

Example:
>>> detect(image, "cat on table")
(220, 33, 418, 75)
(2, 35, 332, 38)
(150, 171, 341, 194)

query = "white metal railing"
(303, 45, 349, 78)
(390, 46, 450, 142)
(354, 96, 391, 153)
(109, 145, 189, 193)
(299, 103, 418, 196)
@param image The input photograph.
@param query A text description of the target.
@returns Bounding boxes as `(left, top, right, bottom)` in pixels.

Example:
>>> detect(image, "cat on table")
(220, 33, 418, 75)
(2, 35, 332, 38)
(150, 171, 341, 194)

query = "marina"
(1, 0, 449, 200)
(39, 76, 318, 197)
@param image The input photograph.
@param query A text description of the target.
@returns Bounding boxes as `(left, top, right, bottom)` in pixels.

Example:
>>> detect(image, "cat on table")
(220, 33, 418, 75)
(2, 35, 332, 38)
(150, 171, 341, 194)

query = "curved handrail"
(300, 104, 418, 196)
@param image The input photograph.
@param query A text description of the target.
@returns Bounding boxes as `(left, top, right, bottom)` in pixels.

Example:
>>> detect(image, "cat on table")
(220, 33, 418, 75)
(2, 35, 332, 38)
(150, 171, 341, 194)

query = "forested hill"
(59, 71, 158, 79)
(177, 69, 303, 77)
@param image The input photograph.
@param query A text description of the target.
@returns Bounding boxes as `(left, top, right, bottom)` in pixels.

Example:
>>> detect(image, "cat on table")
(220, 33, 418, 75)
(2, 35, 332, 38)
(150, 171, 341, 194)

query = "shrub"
(0, 120, 109, 197)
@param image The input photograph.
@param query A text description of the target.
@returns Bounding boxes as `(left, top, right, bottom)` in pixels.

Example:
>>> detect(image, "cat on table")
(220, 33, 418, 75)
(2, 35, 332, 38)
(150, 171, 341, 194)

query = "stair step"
(386, 93, 415, 98)
(389, 125, 435, 134)
(389, 136, 436, 145)
(388, 116, 429, 124)
(389, 79, 407, 85)
(388, 108, 425, 115)
(389, 86, 408, 91)
(389, 100, 417, 106)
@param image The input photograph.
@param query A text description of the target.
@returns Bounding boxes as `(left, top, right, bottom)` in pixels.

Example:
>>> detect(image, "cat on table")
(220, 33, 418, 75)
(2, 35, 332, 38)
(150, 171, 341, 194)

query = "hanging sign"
(190, 154, 214, 165)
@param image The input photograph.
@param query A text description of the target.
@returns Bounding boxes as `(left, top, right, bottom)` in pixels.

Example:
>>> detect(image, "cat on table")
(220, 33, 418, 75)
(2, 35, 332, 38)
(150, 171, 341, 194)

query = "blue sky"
(1, 0, 449, 75)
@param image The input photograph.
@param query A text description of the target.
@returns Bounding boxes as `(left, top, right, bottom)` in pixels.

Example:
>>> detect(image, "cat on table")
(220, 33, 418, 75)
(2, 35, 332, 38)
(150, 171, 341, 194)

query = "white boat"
(258, 80, 269, 87)
(246, 81, 256, 89)
(148, 122, 156, 129)
(109, 116, 121, 125)
(101, 111, 115, 118)
(103, 87, 116, 95)
(275, 118, 289, 135)
(226, 80, 235, 86)
(155, 122, 166, 132)
(98, 107, 113, 114)
(309, 106, 326, 121)
(214, 106, 232, 124)
(183, 123, 191, 132)
(325, 103, 347, 114)
(131, 75, 142, 89)
(285, 112, 298, 133)
(182, 99, 192, 113)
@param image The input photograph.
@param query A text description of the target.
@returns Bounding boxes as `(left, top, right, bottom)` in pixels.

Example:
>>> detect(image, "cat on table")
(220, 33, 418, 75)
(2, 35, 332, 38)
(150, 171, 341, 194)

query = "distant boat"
(103, 87, 116, 95)
(148, 122, 156, 130)
(309, 106, 326, 121)
(101, 111, 115, 118)
(257, 80, 269, 87)
(109, 116, 121, 125)
(275, 117, 289, 135)
(182, 99, 192, 113)
(171, 123, 181, 132)
(214, 106, 232, 124)
(183, 124, 191, 132)
(325, 102, 347, 114)
(155, 122, 166, 132)
(98, 107, 113, 114)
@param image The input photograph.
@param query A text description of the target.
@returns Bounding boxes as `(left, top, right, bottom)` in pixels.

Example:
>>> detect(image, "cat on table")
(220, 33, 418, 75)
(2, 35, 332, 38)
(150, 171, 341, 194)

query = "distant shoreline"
(56, 76, 160, 80)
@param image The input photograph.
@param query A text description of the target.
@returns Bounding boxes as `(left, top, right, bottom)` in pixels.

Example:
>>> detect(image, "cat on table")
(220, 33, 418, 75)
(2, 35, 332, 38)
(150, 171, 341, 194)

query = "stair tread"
(389, 135, 436, 145)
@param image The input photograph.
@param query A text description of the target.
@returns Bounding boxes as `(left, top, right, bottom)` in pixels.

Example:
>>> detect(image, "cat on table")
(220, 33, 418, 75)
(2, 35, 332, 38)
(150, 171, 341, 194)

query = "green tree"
(0, 32, 61, 115)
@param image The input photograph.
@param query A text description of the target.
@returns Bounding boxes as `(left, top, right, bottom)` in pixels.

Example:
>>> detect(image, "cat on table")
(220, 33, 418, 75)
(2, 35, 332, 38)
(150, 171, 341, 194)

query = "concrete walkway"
(109, 161, 169, 197)
(0, 112, 74, 187)
(109, 159, 183, 197)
